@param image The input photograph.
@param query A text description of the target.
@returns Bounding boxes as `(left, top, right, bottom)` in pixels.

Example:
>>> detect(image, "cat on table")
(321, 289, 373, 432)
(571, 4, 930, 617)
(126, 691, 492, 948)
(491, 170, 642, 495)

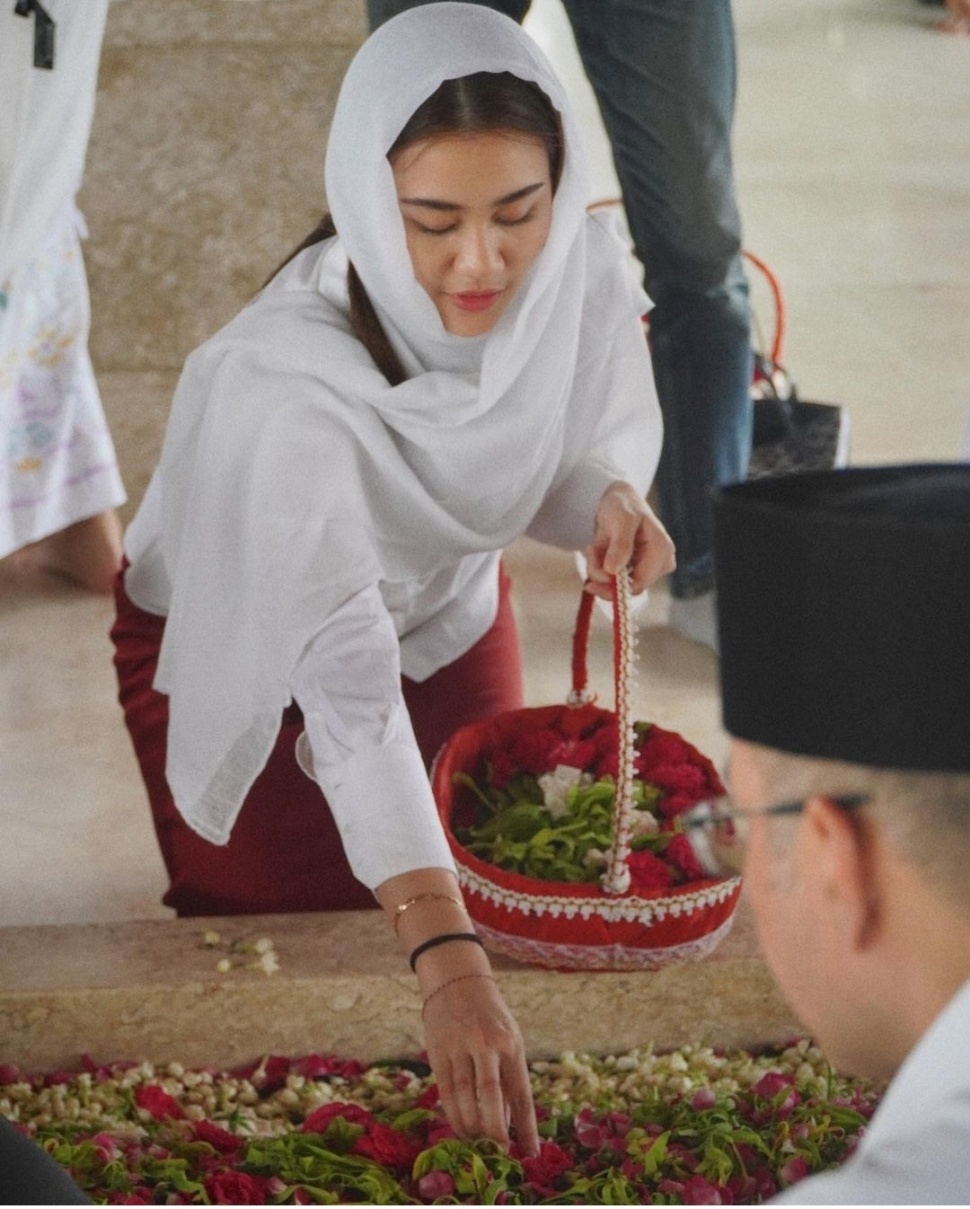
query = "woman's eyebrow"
(398, 181, 547, 211)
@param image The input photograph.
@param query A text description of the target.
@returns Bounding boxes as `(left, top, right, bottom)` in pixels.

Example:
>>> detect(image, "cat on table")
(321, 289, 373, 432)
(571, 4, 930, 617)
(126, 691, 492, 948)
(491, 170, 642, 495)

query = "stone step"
(0, 899, 799, 1073)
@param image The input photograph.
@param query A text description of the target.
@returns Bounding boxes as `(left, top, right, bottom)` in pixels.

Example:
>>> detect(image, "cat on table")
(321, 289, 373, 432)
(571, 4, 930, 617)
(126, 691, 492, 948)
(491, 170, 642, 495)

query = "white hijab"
(147, 2, 651, 843)
(322, 1, 595, 533)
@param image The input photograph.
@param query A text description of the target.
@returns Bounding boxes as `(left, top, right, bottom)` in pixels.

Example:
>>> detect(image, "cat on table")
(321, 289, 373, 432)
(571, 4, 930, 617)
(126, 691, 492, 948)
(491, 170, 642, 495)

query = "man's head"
(709, 464, 970, 1081)
(726, 740, 970, 1080)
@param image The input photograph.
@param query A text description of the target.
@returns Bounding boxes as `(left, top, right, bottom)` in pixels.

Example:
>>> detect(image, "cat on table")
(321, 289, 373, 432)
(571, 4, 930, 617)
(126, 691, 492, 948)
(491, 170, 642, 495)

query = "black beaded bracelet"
(408, 931, 484, 973)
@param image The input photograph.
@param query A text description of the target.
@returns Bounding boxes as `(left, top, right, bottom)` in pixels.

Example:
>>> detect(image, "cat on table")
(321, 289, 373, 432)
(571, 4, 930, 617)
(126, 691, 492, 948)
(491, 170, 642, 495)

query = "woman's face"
(391, 130, 554, 337)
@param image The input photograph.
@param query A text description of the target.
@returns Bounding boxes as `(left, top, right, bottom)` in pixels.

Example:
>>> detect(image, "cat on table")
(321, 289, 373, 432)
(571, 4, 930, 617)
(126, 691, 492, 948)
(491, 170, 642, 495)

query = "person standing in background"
(1, 0, 126, 594)
(367, 0, 752, 651)
(0, 3, 125, 1192)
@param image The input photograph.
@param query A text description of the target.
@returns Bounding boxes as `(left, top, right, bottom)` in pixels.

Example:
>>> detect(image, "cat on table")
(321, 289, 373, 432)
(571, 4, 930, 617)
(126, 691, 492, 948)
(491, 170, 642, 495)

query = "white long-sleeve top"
(770, 979, 970, 1204)
(290, 581, 457, 891)
(124, 295, 658, 891)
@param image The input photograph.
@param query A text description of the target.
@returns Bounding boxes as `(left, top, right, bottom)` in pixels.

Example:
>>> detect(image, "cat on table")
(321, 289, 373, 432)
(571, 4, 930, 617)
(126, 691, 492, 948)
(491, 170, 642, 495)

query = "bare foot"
(937, 0, 970, 32)
(25, 510, 123, 595)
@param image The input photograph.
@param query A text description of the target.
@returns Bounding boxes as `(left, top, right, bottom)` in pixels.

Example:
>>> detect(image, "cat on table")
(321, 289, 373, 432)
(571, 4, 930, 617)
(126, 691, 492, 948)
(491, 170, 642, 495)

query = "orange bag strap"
(587, 197, 788, 370)
(742, 249, 787, 367)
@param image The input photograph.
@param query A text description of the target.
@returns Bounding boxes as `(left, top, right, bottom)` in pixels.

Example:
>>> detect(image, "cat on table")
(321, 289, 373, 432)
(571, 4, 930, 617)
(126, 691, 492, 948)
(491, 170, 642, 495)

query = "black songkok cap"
(713, 463, 970, 773)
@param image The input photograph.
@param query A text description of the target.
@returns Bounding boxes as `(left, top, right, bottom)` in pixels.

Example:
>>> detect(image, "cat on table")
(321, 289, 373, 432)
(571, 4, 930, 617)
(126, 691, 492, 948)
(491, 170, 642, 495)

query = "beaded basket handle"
(568, 572, 637, 896)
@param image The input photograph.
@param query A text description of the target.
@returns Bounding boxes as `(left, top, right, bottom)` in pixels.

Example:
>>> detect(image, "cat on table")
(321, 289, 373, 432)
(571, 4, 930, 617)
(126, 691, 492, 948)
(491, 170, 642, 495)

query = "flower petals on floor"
(0, 1041, 881, 1204)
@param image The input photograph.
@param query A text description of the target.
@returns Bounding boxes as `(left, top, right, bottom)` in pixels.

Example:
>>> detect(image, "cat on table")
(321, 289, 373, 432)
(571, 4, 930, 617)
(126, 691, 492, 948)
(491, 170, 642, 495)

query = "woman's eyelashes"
(410, 206, 538, 236)
(496, 206, 538, 227)
(411, 218, 458, 236)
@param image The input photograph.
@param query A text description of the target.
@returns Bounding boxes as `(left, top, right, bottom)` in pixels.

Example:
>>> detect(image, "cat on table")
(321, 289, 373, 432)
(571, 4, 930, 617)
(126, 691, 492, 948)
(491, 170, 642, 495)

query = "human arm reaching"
(375, 867, 539, 1154)
(289, 586, 538, 1154)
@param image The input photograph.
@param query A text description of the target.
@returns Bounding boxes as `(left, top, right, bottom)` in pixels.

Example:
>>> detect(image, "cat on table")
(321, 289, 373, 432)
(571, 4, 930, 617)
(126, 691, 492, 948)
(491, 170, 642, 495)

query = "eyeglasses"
(678, 795, 870, 880)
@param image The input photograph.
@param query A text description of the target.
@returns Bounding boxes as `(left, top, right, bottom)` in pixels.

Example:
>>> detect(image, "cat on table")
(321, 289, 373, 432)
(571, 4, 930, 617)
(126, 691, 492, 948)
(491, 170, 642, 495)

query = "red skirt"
(110, 568, 524, 917)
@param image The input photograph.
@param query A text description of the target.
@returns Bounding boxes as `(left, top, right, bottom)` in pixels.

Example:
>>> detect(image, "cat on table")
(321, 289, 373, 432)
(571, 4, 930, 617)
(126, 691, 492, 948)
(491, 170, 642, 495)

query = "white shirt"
(124, 302, 657, 890)
(771, 979, 970, 1204)
(290, 582, 459, 892)
(127, 4, 663, 869)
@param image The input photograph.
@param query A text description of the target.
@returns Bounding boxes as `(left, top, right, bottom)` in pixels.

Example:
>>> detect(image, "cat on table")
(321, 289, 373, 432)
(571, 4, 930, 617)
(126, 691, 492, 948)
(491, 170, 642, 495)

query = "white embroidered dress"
(0, 0, 124, 557)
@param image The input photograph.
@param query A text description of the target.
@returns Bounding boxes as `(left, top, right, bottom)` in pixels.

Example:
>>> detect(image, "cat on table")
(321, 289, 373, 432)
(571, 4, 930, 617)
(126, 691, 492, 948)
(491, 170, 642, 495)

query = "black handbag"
(745, 251, 851, 480)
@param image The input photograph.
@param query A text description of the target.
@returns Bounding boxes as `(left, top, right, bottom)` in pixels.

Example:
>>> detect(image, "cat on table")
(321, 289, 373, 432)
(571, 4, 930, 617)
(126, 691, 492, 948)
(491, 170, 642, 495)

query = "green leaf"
(456, 767, 675, 884)
(582, 1169, 642, 1204)
(139, 1156, 205, 1195)
(413, 1138, 521, 1202)
(627, 1129, 670, 1177)
(389, 1106, 436, 1133)
(243, 1133, 411, 1203)
(699, 1136, 736, 1185)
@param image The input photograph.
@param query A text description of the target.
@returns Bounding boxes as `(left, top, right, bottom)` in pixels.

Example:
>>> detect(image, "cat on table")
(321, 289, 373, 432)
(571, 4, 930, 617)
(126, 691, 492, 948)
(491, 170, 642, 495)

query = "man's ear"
(803, 796, 881, 952)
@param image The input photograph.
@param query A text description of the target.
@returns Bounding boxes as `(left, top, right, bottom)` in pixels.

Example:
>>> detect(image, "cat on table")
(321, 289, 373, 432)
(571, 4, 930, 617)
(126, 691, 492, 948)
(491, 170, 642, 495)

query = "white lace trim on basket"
(457, 865, 741, 924)
(473, 913, 738, 972)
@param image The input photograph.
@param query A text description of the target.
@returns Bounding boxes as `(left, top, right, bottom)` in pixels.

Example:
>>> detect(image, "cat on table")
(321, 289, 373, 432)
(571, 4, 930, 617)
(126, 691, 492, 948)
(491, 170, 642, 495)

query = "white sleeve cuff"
(302, 740, 456, 890)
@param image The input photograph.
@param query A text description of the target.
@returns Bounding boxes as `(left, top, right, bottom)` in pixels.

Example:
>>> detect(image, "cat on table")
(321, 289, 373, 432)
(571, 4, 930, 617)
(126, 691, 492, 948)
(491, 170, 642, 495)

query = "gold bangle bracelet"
(421, 972, 496, 1019)
(392, 892, 464, 936)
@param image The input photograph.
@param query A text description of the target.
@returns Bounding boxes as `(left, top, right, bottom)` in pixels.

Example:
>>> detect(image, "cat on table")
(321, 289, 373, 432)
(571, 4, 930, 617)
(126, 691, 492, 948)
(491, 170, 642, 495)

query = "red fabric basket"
(432, 574, 742, 972)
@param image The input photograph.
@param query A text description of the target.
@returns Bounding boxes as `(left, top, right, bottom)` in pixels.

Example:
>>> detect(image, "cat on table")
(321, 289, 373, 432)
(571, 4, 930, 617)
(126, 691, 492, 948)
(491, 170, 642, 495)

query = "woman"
(1, 0, 125, 593)
(111, 2, 671, 1150)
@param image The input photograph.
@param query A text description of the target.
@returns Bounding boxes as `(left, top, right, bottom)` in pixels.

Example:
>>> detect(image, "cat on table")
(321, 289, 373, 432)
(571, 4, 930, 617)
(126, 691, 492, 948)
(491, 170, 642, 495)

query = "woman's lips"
(450, 290, 503, 312)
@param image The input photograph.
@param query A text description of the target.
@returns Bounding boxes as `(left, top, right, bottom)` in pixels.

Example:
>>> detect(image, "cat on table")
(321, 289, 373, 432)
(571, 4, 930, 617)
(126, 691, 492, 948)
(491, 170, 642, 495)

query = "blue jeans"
(367, 0, 752, 598)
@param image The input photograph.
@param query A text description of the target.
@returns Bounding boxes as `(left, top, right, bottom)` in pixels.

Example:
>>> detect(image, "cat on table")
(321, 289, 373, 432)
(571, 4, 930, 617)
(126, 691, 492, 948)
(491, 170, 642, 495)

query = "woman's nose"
(453, 224, 503, 277)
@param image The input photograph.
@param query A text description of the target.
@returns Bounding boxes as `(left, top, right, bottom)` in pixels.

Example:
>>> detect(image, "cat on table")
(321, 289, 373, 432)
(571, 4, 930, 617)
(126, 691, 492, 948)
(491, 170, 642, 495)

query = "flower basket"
(432, 573, 742, 971)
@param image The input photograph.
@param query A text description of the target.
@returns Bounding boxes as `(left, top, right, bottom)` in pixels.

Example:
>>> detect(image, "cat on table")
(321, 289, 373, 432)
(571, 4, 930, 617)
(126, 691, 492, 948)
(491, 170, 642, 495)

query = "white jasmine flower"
(253, 950, 280, 976)
(539, 764, 587, 818)
(629, 809, 659, 837)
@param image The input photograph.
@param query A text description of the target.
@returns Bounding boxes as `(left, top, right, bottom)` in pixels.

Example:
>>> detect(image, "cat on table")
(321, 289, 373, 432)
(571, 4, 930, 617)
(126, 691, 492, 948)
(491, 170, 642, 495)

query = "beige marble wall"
(78, 0, 367, 519)
(1, 902, 800, 1071)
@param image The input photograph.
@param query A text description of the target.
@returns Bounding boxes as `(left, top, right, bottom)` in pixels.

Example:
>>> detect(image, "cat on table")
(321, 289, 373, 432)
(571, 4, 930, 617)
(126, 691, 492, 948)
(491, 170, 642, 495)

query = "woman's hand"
(376, 868, 539, 1155)
(585, 481, 675, 599)
(421, 971, 539, 1155)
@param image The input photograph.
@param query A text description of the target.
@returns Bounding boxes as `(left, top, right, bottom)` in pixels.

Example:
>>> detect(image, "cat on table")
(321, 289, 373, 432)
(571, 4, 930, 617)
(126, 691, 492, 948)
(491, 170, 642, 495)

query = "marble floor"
(1, 0, 968, 931)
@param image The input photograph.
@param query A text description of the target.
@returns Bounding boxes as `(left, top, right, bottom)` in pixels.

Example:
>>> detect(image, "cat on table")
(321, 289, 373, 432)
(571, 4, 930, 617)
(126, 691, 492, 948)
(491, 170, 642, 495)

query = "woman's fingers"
(422, 980, 539, 1154)
(468, 1040, 539, 1155)
(594, 487, 641, 577)
(472, 1051, 509, 1147)
(587, 482, 675, 596)
(436, 1055, 479, 1141)
(437, 1046, 537, 1153)
(629, 514, 675, 592)
(502, 1048, 540, 1156)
